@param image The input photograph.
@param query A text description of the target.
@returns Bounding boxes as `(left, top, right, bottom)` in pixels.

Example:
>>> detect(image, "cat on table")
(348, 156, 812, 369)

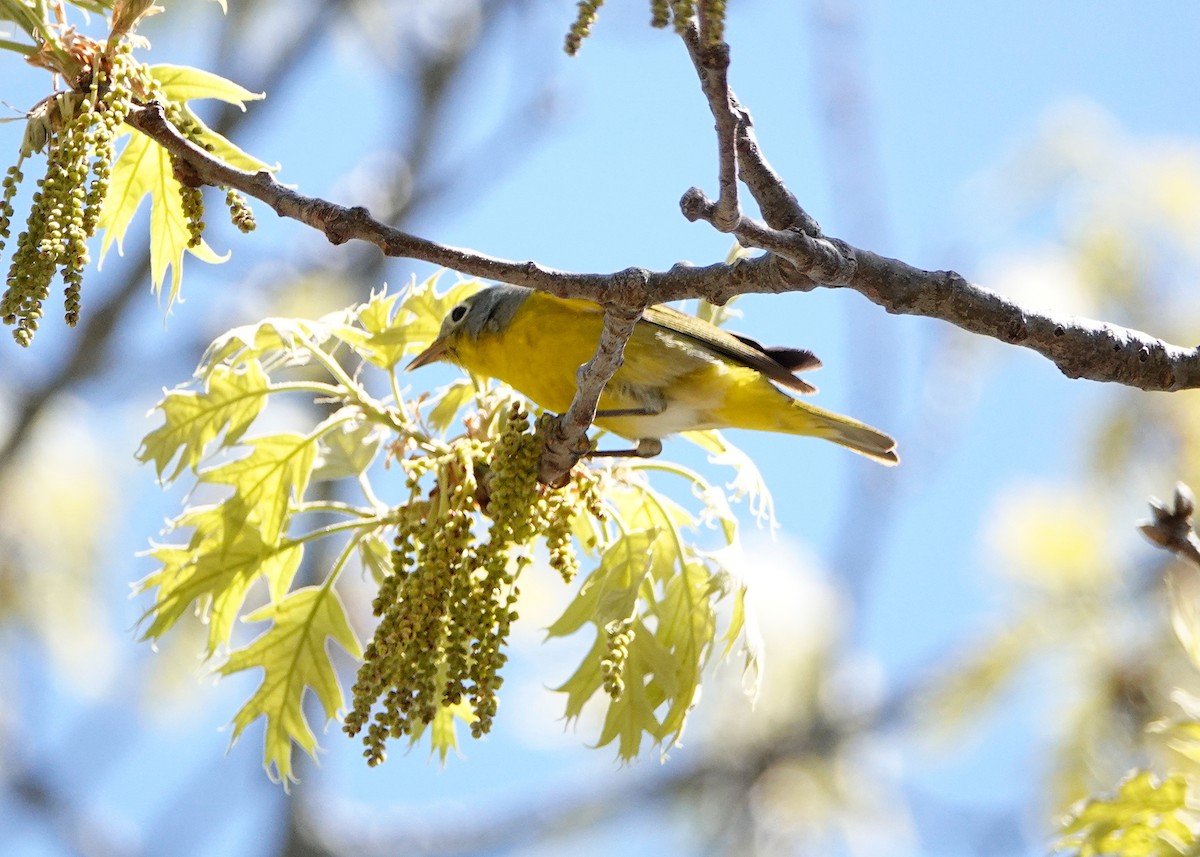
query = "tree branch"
(689, 37, 741, 232)
(123, 100, 1200, 412)
(680, 23, 821, 235)
(537, 303, 643, 485)
(674, 18, 1200, 393)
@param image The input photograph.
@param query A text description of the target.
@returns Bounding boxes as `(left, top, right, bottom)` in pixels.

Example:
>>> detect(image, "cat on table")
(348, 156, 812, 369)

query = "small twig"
(732, 95, 821, 234)
(1139, 483, 1200, 568)
(688, 35, 740, 231)
(679, 23, 821, 235)
(538, 303, 643, 486)
(679, 188, 855, 283)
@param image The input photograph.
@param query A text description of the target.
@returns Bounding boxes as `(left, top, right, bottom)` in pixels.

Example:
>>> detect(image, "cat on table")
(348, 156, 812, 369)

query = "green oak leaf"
(97, 128, 227, 307)
(150, 64, 264, 114)
(426, 379, 476, 434)
(334, 276, 479, 369)
(311, 415, 382, 482)
(1055, 770, 1198, 856)
(551, 473, 747, 761)
(198, 316, 344, 375)
(97, 64, 269, 307)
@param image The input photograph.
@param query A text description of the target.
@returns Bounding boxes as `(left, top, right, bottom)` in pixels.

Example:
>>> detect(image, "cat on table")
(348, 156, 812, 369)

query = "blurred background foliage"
(3, 1, 1200, 856)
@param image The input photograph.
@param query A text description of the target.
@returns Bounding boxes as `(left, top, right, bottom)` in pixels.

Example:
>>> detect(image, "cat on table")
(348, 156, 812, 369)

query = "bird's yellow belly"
(453, 300, 716, 437)
(449, 292, 806, 441)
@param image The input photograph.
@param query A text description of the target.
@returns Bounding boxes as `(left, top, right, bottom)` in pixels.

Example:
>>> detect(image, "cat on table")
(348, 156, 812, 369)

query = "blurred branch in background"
(808, 0, 903, 607)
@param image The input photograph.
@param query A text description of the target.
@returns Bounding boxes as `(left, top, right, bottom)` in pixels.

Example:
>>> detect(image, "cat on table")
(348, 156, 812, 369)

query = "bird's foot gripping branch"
(137, 275, 769, 783)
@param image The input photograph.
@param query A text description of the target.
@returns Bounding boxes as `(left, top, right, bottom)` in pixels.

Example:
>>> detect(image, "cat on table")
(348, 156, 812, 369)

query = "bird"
(406, 284, 897, 464)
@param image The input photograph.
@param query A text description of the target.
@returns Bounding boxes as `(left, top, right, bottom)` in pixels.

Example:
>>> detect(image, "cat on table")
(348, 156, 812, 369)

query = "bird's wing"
(642, 304, 819, 394)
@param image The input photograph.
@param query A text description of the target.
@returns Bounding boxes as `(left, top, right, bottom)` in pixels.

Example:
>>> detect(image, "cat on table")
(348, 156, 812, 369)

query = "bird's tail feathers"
(795, 404, 898, 465)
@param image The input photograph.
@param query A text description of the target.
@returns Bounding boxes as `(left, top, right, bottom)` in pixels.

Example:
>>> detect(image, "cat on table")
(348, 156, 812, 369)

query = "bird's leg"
(586, 438, 663, 459)
(593, 407, 659, 418)
(585, 389, 665, 458)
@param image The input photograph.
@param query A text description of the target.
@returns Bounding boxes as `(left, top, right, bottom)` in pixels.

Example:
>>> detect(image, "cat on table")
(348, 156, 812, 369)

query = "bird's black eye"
(450, 304, 468, 323)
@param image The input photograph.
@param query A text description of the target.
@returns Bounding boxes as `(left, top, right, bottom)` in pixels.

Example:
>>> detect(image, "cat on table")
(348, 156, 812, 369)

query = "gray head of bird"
(406, 285, 531, 371)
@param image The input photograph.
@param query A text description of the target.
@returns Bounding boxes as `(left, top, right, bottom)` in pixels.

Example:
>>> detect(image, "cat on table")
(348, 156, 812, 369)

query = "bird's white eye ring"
(450, 304, 468, 323)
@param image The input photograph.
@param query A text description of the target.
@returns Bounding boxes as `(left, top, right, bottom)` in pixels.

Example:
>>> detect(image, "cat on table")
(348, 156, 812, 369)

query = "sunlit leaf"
(219, 585, 362, 785)
(594, 619, 668, 760)
(334, 276, 479, 369)
(682, 430, 776, 527)
(175, 103, 274, 174)
(357, 531, 393, 585)
(311, 415, 382, 482)
(198, 430, 319, 546)
(150, 64, 264, 112)
(138, 360, 271, 483)
(97, 129, 227, 306)
(650, 558, 720, 744)
(427, 379, 476, 434)
(550, 501, 738, 759)
(719, 579, 760, 696)
(198, 316, 340, 374)
(545, 530, 657, 639)
(401, 276, 481, 345)
(1055, 770, 1200, 857)
(96, 64, 268, 306)
(427, 700, 476, 764)
(137, 499, 303, 653)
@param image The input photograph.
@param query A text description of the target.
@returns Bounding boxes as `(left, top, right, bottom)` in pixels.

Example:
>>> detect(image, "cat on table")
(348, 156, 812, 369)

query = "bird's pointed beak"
(406, 337, 451, 371)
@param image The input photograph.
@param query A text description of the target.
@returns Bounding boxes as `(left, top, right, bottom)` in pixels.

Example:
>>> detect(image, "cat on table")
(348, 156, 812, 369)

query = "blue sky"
(4, 2, 1200, 855)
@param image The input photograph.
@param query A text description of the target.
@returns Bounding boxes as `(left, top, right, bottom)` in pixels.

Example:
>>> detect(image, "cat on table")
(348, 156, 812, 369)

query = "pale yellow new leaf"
(311, 417, 382, 482)
(97, 64, 268, 306)
(96, 129, 226, 307)
(150, 64, 264, 112)
(426, 380, 476, 434)
(219, 585, 362, 785)
(198, 316, 346, 375)
(199, 432, 319, 546)
(137, 500, 303, 653)
(138, 361, 271, 483)
(681, 430, 776, 528)
(334, 277, 479, 369)
(545, 530, 657, 639)
(1055, 770, 1198, 856)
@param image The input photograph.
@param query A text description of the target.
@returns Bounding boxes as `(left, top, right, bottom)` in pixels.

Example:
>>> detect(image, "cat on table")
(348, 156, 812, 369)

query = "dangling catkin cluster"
(565, 0, 605, 55)
(601, 617, 635, 699)
(345, 403, 608, 765)
(1, 37, 258, 345)
(225, 188, 256, 233)
(0, 49, 136, 343)
(567, 0, 726, 52)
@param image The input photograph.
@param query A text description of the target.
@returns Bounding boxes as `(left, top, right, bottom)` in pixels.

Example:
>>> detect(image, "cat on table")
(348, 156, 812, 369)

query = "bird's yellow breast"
(447, 291, 797, 440)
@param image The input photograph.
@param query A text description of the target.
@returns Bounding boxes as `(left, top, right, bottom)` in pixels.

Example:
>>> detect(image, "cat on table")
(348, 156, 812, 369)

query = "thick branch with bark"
(123, 103, 1200, 393)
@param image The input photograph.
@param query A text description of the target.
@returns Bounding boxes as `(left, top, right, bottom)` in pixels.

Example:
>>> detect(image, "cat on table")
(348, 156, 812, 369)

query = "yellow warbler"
(408, 285, 897, 463)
